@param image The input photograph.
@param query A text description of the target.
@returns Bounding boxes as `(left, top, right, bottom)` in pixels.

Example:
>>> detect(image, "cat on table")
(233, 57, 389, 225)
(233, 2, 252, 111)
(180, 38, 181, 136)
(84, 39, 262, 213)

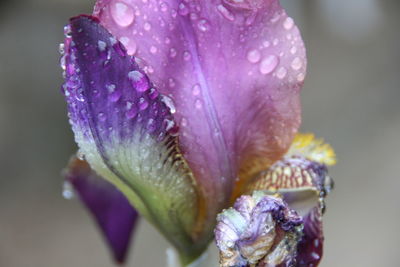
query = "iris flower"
(60, 0, 336, 266)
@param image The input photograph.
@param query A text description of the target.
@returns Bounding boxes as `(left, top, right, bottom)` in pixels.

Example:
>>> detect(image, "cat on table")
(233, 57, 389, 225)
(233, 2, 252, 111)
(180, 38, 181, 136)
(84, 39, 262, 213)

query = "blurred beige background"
(0, 0, 399, 266)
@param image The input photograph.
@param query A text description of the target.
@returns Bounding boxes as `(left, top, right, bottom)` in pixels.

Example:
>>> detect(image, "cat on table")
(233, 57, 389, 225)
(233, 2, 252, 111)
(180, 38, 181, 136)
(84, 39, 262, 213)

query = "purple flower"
(59, 1, 335, 265)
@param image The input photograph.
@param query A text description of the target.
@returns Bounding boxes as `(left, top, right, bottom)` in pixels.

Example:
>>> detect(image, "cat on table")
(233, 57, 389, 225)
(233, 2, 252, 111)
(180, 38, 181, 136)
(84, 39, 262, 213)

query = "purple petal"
(61, 15, 200, 255)
(296, 207, 324, 266)
(93, 0, 305, 232)
(64, 156, 138, 264)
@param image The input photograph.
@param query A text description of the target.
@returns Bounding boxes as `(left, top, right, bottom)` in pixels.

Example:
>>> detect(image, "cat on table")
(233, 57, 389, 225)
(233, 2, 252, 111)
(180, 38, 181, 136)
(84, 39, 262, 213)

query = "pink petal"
(94, 0, 305, 233)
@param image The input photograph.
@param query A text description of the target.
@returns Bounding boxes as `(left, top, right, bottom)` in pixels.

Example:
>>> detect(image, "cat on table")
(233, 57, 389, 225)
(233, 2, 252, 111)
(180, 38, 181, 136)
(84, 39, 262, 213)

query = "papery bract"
(93, 0, 306, 238)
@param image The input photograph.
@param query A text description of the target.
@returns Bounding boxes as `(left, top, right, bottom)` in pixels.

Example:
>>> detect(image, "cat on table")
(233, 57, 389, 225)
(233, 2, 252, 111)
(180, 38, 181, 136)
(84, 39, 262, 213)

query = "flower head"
(58, 1, 334, 265)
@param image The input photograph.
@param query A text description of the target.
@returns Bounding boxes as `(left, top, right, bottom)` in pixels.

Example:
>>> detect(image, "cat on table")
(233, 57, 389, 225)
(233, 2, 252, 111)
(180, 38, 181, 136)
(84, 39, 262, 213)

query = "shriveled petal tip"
(64, 156, 138, 264)
(93, 0, 305, 234)
(246, 133, 335, 266)
(215, 192, 303, 267)
(60, 15, 201, 255)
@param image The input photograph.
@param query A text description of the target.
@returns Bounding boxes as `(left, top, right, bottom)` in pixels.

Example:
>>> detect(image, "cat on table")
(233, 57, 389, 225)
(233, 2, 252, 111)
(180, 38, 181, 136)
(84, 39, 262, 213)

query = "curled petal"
(61, 15, 201, 256)
(215, 192, 303, 267)
(63, 156, 138, 264)
(94, 0, 306, 234)
(246, 134, 336, 266)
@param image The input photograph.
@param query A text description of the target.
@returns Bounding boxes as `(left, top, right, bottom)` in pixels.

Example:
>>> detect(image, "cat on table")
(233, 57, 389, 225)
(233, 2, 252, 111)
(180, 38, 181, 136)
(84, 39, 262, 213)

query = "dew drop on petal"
(283, 17, 294, 30)
(119, 36, 129, 47)
(178, 3, 189, 16)
(291, 57, 303, 70)
(150, 45, 158, 54)
(247, 49, 261, 63)
(160, 2, 168, 12)
(97, 40, 107, 53)
(110, 2, 135, 27)
(262, 41, 270, 48)
(195, 99, 202, 109)
(276, 67, 288, 79)
(169, 48, 177, 58)
(297, 72, 305, 82)
(126, 107, 138, 119)
(290, 46, 297, 54)
(62, 181, 75, 200)
(183, 51, 191, 61)
(216, 4, 234, 21)
(259, 55, 279, 74)
(161, 95, 176, 114)
(197, 19, 210, 32)
(97, 112, 106, 121)
(149, 88, 159, 99)
(168, 78, 176, 88)
(192, 84, 201, 96)
(139, 97, 149, 110)
(144, 22, 152, 31)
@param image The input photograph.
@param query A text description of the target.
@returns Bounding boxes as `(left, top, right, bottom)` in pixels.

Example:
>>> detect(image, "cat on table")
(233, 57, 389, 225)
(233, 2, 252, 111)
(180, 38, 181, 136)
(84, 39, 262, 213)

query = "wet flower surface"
(59, 1, 335, 266)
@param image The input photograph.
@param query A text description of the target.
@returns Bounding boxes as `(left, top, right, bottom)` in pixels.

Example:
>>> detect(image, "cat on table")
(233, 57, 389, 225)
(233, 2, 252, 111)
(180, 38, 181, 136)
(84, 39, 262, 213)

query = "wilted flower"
(59, 0, 335, 266)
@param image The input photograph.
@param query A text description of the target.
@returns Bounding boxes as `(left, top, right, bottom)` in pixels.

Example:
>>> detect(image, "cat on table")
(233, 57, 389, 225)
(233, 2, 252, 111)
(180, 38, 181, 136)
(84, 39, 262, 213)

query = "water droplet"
(97, 40, 107, 52)
(75, 88, 85, 102)
(139, 97, 149, 110)
(62, 181, 75, 200)
(192, 84, 201, 96)
(262, 41, 270, 48)
(168, 78, 176, 88)
(178, 3, 189, 16)
(259, 55, 279, 74)
(247, 49, 261, 63)
(165, 37, 171, 44)
(270, 12, 280, 23)
(150, 45, 158, 54)
(98, 112, 106, 121)
(147, 118, 157, 132)
(169, 48, 177, 58)
(276, 67, 287, 79)
(297, 72, 305, 82)
(149, 88, 159, 99)
(144, 22, 152, 31)
(190, 13, 198, 20)
(119, 36, 130, 47)
(290, 46, 297, 54)
(58, 43, 65, 55)
(161, 95, 176, 113)
(164, 119, 175, 131)
(273, 38, 279, 46)
(195, 99, 202, 109)
(181, 117, 188, 127)
(283, 17, 294, 30)
(197, 19, 210, 32)
(128, 71, 149, 92)
(110, 2, 135, 27)
(126, 106, 138, 119)
(107, 84, 121, 102)
(160, 2, 168, 12)
(216, 4, 234, 21)
(183, 51, 191, 61)
(64, 25, 72, 38)
(291, 57, 302, 70)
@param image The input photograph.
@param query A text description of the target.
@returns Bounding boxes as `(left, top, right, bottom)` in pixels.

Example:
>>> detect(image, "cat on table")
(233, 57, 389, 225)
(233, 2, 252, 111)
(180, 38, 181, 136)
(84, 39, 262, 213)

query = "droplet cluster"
(60, 16, 178, 144)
